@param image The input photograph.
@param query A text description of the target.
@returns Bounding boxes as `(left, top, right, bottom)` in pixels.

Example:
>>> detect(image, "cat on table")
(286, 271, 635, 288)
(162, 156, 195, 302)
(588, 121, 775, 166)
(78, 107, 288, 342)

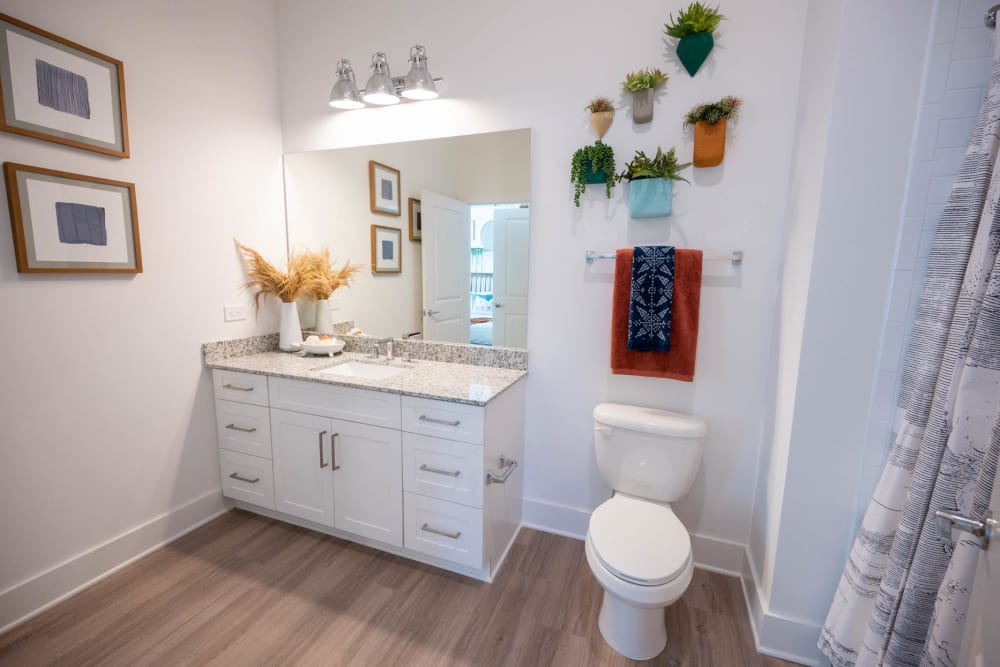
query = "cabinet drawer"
(403, 433, 483, 508)
(404, 493, 483, 569)
(269, 377, 401, 429)
(213, 370, 269, 406)
(220, 449, 275, 510)
(401, 396, 484, 445)
(215, 400, 272, 459)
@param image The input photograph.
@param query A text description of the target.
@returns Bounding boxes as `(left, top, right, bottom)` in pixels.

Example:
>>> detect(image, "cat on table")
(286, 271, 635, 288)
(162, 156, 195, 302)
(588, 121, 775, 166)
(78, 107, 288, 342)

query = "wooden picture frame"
(3, 162, 141, 273)
(368, 160, 400, 216)
(0, 13, 130, 158)
(370, 224, 401, 274)
(408, 197, 422, 242)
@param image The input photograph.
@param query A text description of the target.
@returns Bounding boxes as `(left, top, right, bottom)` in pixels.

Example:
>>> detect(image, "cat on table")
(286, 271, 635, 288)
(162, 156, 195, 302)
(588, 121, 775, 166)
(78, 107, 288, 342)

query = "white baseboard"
(522, 496, 745, 576)
(0, 489, 229, 635)
(740, 548, 826, 666)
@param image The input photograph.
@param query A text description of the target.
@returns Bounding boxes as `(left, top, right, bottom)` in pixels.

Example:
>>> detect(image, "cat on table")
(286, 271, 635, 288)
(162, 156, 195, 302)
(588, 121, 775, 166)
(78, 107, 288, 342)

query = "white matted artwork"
(0, 13, 129, 157)
(3, 162, 141, 273)
(370, 224, 401, 274)
(368, 160, 400, 216)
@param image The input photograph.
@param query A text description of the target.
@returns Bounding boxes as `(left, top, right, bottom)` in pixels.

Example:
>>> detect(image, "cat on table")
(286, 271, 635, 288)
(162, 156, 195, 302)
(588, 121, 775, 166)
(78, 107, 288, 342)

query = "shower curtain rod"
(987, 4, 999, 29)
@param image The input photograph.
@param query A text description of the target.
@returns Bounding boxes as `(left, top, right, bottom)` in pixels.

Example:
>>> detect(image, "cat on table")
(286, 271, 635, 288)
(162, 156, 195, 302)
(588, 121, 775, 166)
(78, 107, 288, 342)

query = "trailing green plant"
(665, 2, 725, 39)
(623, 68, 669, 93)
(571, 141, 616, 206)
(585, 96, 616, 114)
(685, 95, 742, 125)
(617, 147, 691, 183)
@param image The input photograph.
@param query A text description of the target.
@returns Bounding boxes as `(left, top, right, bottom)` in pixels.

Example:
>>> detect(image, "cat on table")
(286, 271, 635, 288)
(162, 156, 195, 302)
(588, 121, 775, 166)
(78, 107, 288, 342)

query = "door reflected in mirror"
(283, 129, 531, 349)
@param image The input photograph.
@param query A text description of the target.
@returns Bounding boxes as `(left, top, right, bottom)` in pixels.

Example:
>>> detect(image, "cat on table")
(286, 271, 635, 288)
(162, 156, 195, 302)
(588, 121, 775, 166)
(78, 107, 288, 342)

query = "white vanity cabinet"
(210, 368, 526, 581)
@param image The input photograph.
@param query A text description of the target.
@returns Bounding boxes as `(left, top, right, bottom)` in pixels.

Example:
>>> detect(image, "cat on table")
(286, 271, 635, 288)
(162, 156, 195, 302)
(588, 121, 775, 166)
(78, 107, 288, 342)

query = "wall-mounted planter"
(693, 119, 727, 167)
(590, 111, 614, 139)
(629, 178, 673, 218)
(584, 159, 608, 183)
(632, 88, 655, 124)
(677, 32, 714, 76)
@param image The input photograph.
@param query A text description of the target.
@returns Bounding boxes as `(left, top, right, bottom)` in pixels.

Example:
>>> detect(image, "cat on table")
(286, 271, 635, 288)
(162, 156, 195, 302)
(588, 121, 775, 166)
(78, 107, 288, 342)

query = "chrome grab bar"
(226, 424, 257, 433)
(486, 455, 518, 485)
(318, 430, 328, 468)
(229, 472, 260, 484)
(222, 383, 254, 392)
(420, 464, 461, 477)
(421, 523, 461, 539)
(331, 432, 341, 470)
(419, 415, 461, 427)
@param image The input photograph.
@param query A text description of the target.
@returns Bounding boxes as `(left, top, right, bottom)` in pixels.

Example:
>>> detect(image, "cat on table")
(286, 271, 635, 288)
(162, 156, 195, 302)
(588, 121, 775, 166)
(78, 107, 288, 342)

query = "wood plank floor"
(0, 510, 798, 666)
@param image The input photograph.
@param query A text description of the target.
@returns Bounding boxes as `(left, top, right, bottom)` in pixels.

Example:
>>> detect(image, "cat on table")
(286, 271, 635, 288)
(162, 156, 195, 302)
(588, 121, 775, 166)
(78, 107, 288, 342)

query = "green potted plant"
(617, 147, 690, 218)
(623, 68, 669, 124)
(571, 140, 616, 206)
(665, 2, 726, 77)
(586, 96, 616, 139)
(685, 96, 742, 167)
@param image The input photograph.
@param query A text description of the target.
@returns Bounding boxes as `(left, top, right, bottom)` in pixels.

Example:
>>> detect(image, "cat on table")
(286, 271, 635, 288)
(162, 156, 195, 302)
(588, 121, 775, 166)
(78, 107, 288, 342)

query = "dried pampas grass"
(302, 247, 363, 300)
(235, 240, 326, 310)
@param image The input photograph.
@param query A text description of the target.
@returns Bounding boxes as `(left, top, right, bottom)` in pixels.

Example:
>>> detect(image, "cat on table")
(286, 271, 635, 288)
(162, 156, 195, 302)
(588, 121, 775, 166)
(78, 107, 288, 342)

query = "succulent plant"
(617, 147, 691, 183)
(585, 96, 616, 114)
(665, 2, 726, 39)
(623, 68, 669, 93)
(685, 96, 743, 125)
(571, 141, 616, 206)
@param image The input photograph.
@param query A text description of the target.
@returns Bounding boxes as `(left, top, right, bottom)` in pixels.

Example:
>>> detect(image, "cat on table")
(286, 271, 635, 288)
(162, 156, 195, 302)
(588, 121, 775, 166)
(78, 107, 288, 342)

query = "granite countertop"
(205, 350, 527, 406)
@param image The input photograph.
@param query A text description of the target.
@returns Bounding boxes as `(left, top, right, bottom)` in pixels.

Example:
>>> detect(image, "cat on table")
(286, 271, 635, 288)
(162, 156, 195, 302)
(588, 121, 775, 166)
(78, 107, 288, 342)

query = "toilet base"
(597, 590, 667, 660)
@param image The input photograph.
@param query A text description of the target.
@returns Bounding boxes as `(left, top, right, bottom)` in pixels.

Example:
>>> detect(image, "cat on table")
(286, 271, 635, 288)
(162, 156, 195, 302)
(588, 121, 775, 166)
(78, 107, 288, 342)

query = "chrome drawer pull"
(419, 415, 461, 427)
(225, 423, 257, 433)
(419, 464, 461, 477)
(421, 523, 461, 539)
(486, 455, 518, 485)
(319, 430, 328, 468)
(222, 383, 254, 392)
(229, 472, 260, 484)
(331, 432, 341, 470)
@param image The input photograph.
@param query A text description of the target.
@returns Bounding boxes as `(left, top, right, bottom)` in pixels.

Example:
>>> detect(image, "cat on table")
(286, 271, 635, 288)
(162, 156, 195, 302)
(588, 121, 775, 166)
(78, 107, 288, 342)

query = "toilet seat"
(588, 495, 691, 587)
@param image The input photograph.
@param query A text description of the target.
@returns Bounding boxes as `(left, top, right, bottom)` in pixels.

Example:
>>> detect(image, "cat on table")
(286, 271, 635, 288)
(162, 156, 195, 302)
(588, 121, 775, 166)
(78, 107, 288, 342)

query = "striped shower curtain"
(819, 31, 1000, 667)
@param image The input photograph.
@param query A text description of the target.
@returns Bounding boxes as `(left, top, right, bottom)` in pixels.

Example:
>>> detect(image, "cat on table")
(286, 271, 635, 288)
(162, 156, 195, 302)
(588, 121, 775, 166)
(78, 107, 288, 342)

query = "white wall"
(0, 0, 286, 629)
(743, 0, 935, 660)
(277, 0, 810, 551)
(283, 130, 530, 337)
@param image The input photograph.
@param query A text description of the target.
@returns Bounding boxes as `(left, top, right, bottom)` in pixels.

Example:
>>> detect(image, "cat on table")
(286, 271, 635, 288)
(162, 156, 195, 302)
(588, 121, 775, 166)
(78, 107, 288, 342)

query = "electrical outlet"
(224, 305, 247, 322)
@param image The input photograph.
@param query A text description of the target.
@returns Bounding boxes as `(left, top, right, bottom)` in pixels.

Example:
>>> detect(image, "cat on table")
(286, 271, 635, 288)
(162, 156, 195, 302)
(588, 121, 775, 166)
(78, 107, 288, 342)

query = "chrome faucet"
(371, 337, 394, 360)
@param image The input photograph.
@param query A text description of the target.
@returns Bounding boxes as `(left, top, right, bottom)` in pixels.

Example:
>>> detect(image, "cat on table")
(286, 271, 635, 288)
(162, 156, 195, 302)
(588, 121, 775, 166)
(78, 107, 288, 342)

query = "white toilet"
(585, 403, 707, 660)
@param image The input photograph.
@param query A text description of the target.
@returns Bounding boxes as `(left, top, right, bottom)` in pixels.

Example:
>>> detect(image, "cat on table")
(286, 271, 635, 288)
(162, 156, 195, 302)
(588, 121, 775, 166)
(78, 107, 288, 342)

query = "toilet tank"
(593, 403, 707, 503)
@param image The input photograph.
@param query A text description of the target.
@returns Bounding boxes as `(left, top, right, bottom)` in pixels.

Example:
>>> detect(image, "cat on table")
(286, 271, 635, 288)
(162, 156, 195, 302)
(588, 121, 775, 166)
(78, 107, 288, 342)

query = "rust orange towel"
(611, 248, 703, 381)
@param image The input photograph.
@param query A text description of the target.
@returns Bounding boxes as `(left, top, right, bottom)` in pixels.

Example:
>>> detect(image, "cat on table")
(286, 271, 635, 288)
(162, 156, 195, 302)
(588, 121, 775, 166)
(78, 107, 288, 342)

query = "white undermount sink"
(318, 362, 408, 380)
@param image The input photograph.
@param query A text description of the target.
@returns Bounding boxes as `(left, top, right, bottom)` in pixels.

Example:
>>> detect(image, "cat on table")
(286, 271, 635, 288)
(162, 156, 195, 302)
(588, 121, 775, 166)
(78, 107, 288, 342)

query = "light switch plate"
(224, 305, 247, 322)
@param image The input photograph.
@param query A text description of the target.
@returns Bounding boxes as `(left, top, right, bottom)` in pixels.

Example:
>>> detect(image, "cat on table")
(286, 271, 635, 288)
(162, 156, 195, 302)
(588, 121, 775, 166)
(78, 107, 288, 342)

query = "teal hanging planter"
(629, 178, 674, 218)
(677, 32, 714, 76)
(584, 158, 607, 184)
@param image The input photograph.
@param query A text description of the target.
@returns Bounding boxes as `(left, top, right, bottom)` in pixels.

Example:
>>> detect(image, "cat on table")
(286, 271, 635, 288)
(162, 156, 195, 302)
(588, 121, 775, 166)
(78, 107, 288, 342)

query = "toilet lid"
(589, 495, 691, 586)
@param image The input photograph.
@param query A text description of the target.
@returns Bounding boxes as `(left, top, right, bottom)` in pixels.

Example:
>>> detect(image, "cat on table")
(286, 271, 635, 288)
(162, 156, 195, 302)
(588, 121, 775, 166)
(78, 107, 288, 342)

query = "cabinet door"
(271, 408, 335, 527)
(330, 418, 403, 547)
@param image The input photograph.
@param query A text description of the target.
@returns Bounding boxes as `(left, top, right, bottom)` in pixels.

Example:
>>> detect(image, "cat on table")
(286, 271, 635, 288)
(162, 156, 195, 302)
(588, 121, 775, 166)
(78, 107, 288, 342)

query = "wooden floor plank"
(0, 510, 800, 666)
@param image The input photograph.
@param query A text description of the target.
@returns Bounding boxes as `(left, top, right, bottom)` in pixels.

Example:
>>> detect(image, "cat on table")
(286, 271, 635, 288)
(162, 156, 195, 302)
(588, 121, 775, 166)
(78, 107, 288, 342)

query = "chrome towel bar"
(585, 250, 743, 266)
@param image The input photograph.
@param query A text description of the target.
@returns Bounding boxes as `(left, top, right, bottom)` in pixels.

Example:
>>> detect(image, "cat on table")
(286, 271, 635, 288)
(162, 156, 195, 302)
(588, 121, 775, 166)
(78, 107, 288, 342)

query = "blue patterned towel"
(627, 246, 675, 352)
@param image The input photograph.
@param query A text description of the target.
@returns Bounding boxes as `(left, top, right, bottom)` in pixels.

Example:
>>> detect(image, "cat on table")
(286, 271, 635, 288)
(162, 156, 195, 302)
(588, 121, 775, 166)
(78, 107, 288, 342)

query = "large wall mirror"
(283, 129, 531, 349)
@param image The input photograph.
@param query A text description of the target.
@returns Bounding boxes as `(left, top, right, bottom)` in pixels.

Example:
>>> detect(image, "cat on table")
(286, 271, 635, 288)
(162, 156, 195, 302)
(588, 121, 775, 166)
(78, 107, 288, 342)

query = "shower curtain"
(819, 32, 1000, 667)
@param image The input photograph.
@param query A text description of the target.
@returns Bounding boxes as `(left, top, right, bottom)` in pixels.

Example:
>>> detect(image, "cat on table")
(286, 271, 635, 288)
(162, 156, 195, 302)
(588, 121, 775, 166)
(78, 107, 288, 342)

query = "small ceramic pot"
(632, 88, 654, 124)
(693, 119, 727, 168)
(590, 111, 614, 139)
(629, 178, 673, 219)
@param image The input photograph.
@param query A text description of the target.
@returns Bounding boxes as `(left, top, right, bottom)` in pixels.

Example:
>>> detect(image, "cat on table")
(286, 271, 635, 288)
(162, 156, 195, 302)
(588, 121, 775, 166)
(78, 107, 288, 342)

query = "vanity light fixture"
(329, 45, 442, 110)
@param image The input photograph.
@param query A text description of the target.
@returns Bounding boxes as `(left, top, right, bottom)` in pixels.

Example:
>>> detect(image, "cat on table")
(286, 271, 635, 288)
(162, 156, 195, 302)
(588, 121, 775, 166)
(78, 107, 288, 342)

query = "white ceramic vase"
(314, 298, 334, 335)
(279, 301, 303, 351)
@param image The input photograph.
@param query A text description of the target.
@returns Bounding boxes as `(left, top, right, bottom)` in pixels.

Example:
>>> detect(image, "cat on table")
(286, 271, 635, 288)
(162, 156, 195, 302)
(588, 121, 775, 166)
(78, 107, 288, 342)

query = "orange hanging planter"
(685, 95, 742, 169)
(693, 120, 727, 167)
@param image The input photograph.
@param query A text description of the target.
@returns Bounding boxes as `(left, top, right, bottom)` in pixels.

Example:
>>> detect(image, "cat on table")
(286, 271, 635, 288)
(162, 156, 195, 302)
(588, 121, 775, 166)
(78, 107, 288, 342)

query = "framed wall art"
(0, 13, 129, 157)
(369, 160, 400, 216)
(370, 224, 401, 274)
(3, 162, 141, 273)
(408, 197, 421, 241)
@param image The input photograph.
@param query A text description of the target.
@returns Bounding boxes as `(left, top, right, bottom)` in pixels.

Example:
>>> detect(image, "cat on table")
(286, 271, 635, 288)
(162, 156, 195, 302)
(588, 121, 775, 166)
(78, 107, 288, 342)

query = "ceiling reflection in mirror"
(283, 129, 531, 349)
